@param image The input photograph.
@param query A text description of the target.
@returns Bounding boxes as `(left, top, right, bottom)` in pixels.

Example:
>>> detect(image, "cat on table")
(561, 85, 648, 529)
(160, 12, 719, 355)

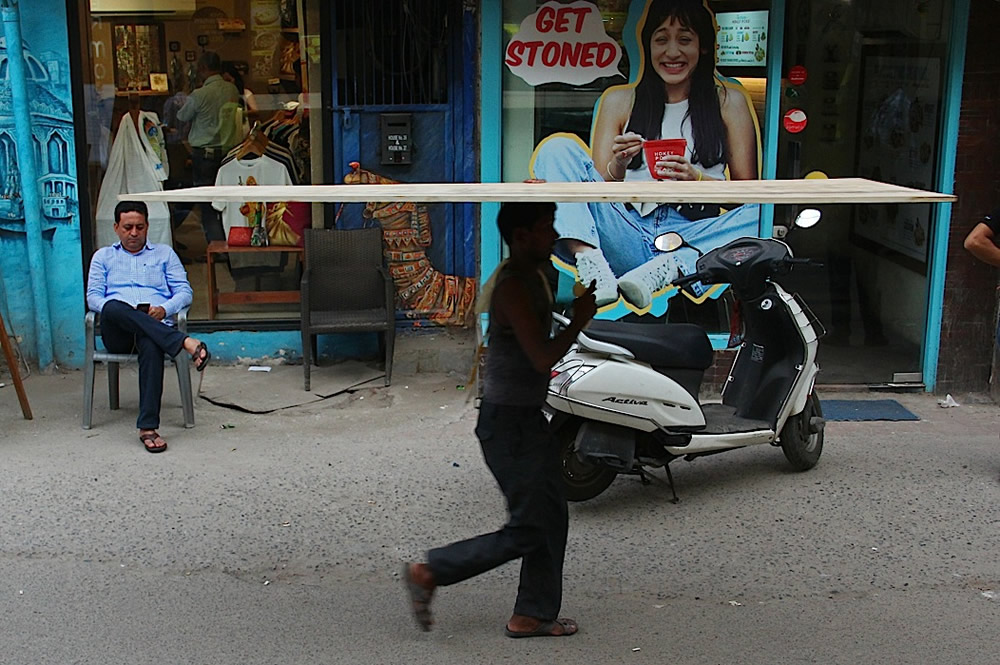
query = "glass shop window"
(78, 0, 326, 322)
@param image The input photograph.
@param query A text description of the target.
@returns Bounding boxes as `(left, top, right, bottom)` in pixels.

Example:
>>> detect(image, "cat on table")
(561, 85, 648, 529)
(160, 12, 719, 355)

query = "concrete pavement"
(1, 363, 998, 664)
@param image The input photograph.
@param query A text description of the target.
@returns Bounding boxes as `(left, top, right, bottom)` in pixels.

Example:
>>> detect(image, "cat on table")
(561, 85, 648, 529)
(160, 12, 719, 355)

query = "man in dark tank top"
(404, 202, 597, 638)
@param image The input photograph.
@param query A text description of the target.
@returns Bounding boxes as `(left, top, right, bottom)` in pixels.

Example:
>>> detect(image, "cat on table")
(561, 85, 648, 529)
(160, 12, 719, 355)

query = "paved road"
(1, 369, 998, 664)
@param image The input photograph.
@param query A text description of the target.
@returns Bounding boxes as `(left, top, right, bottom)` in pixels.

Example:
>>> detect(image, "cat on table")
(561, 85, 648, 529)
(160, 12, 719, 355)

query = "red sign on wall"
(788, 65, 808, 86)
(783, 108, 808, 134)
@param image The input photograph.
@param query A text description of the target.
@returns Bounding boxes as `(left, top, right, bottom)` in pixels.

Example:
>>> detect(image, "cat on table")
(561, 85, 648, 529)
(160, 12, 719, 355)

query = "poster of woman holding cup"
(527, 0, 762, 317)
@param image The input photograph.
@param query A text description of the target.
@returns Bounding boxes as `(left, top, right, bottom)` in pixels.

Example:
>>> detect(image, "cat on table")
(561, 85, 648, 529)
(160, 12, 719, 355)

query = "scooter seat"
(584, 321, 713, 370)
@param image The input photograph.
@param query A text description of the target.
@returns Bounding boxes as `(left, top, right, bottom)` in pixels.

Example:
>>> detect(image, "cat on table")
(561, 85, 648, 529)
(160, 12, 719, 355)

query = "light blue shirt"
(86, 242, 193, 325)
(176, 74, 240, 148)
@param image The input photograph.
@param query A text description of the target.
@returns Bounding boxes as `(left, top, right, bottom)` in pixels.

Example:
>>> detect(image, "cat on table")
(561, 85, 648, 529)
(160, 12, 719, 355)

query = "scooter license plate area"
(576, 421, 635, 472)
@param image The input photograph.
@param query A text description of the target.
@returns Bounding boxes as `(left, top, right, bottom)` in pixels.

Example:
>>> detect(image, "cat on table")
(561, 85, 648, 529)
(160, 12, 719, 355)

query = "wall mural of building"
(0, 36, 77, 230)
(0, 2, 84, 368)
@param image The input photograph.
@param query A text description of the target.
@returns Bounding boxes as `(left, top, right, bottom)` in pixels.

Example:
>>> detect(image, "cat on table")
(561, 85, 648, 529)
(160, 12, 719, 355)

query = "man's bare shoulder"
(493, 269, 533, 303)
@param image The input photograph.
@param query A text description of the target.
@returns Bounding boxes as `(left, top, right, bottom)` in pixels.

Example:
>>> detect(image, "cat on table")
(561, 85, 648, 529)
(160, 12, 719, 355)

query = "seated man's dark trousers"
(100, 300, 188, 430)
(427, 402, 569, 621)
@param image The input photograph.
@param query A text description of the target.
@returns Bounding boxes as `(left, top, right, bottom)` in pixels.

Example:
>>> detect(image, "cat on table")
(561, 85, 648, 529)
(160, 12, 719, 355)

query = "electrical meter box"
(380, 113, 412, 165)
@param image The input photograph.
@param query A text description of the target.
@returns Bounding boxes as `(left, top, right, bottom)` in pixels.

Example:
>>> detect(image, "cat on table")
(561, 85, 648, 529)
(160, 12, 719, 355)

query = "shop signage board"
(504, 0, 623, 86)
(715, 10, 768, 66)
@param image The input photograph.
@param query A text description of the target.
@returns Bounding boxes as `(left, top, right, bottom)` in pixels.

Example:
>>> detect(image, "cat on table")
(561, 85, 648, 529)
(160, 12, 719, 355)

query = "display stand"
(206, 241, 304, 319)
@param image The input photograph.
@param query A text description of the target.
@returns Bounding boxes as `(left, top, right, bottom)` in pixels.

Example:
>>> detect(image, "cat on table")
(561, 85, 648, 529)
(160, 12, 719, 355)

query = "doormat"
(820, 399, 919, 422)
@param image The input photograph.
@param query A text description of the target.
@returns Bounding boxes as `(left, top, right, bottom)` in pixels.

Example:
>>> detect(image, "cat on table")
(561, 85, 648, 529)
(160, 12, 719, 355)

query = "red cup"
(643, 138, 687, 180)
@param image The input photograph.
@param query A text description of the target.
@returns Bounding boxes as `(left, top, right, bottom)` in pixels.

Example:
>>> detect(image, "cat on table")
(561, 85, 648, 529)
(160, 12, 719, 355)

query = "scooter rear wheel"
(558, 420, 618, 501)
(779, 391, 824, 470)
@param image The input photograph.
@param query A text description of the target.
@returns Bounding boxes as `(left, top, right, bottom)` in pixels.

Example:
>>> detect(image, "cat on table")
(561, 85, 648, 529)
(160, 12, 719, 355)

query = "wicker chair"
(301, 228, 395, 391)
(82, 307, 195, 429)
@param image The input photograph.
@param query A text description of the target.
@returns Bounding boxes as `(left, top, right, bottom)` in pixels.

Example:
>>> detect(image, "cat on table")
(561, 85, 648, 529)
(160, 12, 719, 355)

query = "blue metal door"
(329, 0, 477, 319)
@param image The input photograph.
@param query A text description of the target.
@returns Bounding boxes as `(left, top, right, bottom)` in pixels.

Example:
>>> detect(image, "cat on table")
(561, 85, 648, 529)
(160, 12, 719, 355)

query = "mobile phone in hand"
(137, 303, 151, 313)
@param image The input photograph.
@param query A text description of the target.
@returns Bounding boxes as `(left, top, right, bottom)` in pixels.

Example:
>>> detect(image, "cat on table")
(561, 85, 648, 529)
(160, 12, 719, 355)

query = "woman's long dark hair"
(626, 0, 726, 170)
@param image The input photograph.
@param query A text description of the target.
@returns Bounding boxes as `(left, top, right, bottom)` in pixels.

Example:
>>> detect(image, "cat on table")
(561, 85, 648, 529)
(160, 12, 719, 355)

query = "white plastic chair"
(82, 307, 195, 429)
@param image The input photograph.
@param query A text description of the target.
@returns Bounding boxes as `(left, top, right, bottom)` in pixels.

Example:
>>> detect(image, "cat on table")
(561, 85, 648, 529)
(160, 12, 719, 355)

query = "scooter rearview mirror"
(794, 208, 822, 229)
(653, 231, 685, 252)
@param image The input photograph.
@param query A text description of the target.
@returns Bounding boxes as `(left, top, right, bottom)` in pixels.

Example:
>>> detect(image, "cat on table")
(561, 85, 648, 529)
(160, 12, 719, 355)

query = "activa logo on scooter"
(602, 396, 648, 405)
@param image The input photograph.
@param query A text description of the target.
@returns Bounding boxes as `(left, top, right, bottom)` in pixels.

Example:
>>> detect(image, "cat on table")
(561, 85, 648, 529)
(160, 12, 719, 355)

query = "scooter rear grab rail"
(552, 312, 635, 359)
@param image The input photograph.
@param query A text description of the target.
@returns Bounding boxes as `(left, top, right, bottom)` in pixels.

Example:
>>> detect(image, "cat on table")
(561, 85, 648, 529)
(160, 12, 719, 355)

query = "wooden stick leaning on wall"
(0, 307, 32, 420)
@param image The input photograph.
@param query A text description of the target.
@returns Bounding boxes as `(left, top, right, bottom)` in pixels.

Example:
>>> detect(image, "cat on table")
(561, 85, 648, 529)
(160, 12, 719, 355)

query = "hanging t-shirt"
(211, 155, 293, 237)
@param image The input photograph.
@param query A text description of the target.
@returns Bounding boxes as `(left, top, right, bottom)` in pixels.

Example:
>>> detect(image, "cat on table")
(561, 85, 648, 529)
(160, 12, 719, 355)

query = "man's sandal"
(504, 618, 578, 638)
(191, 342, 211, 372)
(139, 432, 167, 453)
(402, 563, 434, 631)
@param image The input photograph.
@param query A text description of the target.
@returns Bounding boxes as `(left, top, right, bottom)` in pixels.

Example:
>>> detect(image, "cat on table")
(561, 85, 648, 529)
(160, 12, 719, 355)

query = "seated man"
(86, 200, 211, 453)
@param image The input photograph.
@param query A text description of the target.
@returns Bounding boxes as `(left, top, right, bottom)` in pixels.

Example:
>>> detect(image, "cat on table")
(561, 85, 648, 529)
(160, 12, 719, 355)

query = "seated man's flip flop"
(139, 432, 167, 453)
(191, 342, 211, 372)
(504, 618, 578, 638)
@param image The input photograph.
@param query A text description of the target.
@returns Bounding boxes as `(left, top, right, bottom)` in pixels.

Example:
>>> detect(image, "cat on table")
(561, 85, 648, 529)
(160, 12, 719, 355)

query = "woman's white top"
(625, 99, 728, 216)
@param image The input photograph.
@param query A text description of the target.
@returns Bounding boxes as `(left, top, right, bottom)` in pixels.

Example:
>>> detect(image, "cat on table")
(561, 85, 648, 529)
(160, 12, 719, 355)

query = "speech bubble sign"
(505, 0, 623, 87)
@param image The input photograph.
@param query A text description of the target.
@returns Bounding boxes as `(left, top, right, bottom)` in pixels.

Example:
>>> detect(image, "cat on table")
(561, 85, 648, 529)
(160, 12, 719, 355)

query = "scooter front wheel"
(779, 391, 824, 470)
(557, 420, 618, 501)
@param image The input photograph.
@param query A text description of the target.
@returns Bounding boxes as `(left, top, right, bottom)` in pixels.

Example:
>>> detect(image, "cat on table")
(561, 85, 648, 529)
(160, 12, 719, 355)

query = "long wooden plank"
(122, 178, 955, 205)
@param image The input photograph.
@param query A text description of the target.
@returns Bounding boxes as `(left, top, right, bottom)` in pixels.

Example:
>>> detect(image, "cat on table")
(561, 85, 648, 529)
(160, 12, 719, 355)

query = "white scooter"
(546, 211, 827, 502)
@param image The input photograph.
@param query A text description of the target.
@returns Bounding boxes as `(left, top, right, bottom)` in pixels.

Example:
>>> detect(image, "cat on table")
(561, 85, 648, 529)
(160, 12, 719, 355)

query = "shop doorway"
(776, 0, 954, 385)
(329, 0, 478, 326)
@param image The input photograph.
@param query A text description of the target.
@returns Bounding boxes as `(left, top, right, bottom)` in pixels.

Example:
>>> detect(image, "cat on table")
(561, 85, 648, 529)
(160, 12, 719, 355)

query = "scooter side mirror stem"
(776, 209, 821, 240)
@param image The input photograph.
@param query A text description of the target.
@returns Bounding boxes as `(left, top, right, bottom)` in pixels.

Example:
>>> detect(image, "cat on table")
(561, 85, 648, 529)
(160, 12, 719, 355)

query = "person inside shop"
(162, 67, 194, 248)
(86, 200, 211, 454)
(176, 51, 240, 244)
(964, 207, 1000, 394)
(531, 0, 760, 310)
(221, 62, 258, 128)
(404, 202, 597, 638)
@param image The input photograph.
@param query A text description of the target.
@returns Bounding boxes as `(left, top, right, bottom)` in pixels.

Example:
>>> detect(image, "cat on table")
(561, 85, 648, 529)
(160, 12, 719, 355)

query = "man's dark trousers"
(191, 146, 225, 242)
(100, 300, 188, 430)
(427, 402, 568, 620)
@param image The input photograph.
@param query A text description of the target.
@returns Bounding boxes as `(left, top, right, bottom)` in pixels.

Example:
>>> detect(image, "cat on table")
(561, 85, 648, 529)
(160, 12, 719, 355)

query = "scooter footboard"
(576, 421, 635, 472)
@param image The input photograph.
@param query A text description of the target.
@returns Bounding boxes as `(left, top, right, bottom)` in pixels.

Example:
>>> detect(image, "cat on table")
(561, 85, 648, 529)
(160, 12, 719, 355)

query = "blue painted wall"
(184, 329, 376, 365)
(0, 0, 84, 368)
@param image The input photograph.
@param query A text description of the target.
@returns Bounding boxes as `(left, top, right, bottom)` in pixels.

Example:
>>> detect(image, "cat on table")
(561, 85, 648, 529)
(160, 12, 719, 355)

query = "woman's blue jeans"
(532, 136, 761, 279)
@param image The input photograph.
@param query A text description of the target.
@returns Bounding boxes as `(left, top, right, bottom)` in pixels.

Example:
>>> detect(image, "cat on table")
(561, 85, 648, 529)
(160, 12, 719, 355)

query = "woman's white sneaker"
(618, 253, 683, 308)
(574, 248, 619, 306)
